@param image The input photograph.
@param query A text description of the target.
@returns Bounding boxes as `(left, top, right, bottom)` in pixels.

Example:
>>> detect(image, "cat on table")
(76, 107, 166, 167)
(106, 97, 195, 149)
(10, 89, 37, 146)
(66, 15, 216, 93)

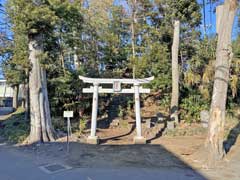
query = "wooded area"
(0, 0, 240, 168)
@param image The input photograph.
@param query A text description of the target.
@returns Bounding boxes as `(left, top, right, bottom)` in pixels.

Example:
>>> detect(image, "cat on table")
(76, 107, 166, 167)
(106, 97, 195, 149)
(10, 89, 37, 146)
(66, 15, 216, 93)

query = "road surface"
(0, 142, 206, 180)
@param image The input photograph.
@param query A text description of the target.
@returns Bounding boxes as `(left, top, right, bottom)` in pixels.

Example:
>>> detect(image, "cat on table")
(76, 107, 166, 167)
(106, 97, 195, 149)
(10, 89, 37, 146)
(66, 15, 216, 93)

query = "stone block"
(110, 119, 120, 128)
(200, 110, 209, 128)
(146, 119, 151, 128)
(133, 136, 146, 144)
(86, 136, 99, 145)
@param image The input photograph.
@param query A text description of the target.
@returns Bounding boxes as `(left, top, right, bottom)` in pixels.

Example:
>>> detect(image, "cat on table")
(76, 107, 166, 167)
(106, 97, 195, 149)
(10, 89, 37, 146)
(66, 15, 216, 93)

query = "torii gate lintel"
(79, 76, 154, 144)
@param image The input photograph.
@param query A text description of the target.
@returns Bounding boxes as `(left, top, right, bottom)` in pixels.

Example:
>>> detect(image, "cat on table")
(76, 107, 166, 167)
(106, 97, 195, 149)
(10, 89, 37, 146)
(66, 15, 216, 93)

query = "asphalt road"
(0, 143, 206, 180)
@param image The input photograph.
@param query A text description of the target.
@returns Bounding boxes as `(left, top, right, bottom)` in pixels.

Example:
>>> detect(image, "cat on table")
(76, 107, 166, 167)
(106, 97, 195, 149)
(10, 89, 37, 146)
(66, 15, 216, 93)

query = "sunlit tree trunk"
(28, 33, 55, 143)
(12, 85, 19, 110)
(24, 69, 30, 121)
(130, 0, 137, 79)
(206, 0, 237, 165)
(168, 20, 180, 129)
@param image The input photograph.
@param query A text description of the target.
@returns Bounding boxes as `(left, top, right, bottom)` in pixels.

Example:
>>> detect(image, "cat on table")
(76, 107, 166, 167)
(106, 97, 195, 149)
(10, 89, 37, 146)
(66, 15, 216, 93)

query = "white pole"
(90, 83, 99, 137)
(134, 83, 142, 137)
(67, 117, 72, 153)
(3, 82, 6, 98)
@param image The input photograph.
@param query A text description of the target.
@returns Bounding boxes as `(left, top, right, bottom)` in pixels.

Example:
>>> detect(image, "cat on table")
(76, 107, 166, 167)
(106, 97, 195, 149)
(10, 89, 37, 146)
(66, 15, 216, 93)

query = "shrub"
(0, 108, 29, 143)
(180, 94, 208, 123)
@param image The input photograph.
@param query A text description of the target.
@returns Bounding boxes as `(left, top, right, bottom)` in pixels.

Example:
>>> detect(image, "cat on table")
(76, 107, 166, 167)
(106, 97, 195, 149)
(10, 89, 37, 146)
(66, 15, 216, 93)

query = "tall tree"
(128, 0, 137, 78)
(2, 32, 28, 110)
(169, 20, 180, 128)
(206, 0, 238, 165)
(158, 0, 201, 128)
(6, 0, 82, 143)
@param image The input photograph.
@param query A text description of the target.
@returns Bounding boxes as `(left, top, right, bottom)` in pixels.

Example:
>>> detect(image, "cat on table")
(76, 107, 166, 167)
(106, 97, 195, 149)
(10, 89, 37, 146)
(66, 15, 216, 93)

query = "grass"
(0, 107, 29, 143)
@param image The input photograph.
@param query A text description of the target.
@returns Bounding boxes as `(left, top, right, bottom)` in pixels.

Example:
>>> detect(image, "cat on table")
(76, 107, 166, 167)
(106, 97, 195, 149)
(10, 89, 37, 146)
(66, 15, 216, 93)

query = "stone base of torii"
(79, 76, 154, 144)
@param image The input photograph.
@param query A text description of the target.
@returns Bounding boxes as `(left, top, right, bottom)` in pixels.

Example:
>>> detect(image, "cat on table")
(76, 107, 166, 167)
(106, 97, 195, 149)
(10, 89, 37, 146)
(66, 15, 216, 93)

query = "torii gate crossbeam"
(79, 76, 154, 144)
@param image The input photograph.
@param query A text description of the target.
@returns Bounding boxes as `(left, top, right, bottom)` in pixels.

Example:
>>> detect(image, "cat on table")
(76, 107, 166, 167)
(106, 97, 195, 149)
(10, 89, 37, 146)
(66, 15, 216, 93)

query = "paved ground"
(0, 107, 13, 116)
(1, 136, 240, 180)
(0, 141, 207, 180)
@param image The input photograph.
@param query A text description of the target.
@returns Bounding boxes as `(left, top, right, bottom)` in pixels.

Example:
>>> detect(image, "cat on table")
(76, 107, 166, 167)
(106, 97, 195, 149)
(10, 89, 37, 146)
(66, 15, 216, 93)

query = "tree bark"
(206, 0, 237, 165)
(73, 47, 79, 69)
(28, 33, 55, 143)
(168, 20, 180, 129)
(12, 85, 19, 110)
(60, 50, 66, 76)
(24, 70, 30, 121)
(130, 0, 137, 79)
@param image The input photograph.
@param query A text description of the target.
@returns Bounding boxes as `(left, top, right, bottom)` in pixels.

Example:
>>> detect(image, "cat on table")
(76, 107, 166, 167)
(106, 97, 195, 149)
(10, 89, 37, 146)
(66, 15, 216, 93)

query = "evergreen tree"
(6, 0, 83, 143)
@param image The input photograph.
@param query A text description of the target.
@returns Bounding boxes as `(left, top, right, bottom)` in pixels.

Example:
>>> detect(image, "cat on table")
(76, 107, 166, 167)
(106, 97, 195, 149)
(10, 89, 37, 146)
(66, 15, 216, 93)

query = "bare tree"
(206, 0, 237, 165)
(168, 20, 180, 129)
(129, 0, 137, 79)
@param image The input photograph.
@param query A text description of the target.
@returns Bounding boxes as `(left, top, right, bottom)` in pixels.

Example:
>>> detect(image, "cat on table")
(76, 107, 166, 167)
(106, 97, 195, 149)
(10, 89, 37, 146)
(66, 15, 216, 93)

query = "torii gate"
(79, 76, 154, 144)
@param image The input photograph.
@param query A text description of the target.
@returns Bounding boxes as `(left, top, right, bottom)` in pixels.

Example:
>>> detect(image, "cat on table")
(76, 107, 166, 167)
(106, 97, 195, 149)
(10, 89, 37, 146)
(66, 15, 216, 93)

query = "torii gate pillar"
(80, 76, 154, 144)
(133, 83, 146, 144)
(87, 83, 99, 144)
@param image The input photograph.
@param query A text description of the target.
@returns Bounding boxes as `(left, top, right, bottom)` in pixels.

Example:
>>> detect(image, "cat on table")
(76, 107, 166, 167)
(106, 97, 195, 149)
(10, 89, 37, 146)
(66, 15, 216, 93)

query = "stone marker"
(200, 110, 209, 128)
(146, 119, 151, 128)
(110, 118, 120, 128)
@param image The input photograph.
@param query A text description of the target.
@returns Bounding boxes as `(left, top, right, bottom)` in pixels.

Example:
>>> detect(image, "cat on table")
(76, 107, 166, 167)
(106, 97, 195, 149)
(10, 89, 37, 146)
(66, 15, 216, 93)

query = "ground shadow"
(145, 112, 168, 143)
(100, 124, 136, 144)
(98, 112, 168, 144)
(1, 140, 209, 180)
(0, 108, 208, 180)
(147, 121, 167, 143)
(224, 121, 240, 153)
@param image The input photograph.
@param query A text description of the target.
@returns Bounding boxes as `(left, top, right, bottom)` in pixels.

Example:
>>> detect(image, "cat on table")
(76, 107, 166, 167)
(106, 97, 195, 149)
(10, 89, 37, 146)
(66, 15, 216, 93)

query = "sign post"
(64, 111, 73, 153)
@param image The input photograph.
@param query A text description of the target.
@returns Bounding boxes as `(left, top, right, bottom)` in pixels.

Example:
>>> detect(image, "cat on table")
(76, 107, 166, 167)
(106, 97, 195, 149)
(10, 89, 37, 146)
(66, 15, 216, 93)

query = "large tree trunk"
(28, 33, 55, 143)
(168, 20, 180, 129)
(12, 85, 19, 110)
(206, 0, 237, 165)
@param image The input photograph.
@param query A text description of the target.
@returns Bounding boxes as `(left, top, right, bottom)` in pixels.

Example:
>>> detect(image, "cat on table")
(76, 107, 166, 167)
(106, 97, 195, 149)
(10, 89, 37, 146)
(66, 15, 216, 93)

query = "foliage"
(78, 116, 87, 135)
(180, 37, 216, 122)
(118, 105, 125, 119)
(182, 36, 240, 122)
(180, 91, 209, 123)
(2, 0, 239, 133)
(0, 108, 29, 143)
(4, 0, 86, 117)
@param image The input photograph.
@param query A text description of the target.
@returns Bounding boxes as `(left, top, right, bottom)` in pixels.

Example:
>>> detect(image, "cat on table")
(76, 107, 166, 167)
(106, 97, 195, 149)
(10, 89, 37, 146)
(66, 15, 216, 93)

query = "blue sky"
(197, 0, 239, 38)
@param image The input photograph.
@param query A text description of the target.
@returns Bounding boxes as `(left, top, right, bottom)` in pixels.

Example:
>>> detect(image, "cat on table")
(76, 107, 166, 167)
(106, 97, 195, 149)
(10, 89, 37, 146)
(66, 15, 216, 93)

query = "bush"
(78, 116, 87, 135)
(0, 108, 29, 143)
(180, 94, 208, 123)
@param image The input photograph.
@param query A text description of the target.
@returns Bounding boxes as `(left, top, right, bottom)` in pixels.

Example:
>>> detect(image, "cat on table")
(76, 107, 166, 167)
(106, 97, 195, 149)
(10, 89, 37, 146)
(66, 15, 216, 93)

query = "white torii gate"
(79, 76, 154, 144)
